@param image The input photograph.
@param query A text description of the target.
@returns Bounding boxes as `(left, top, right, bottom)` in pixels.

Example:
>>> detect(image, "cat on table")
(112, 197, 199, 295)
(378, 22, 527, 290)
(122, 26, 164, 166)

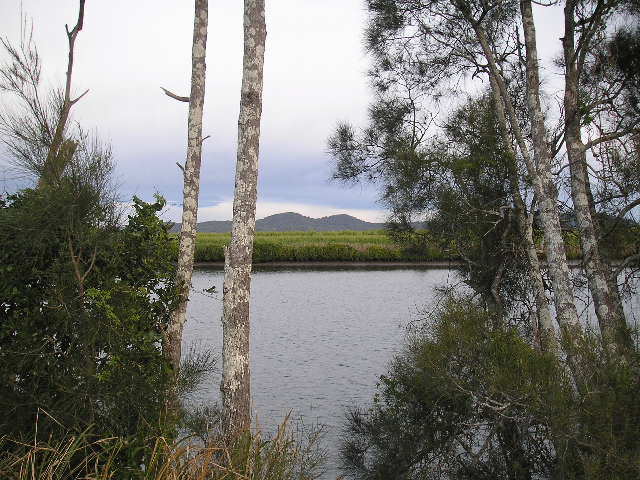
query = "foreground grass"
(0, 419, 325, 480)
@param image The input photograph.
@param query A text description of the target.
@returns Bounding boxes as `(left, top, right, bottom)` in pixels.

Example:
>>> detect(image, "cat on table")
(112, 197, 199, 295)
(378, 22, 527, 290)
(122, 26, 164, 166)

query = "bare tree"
(162, 0, 209, 381)
(42, 0, 88, 185)
(220, 0, 267, 438)
(1, 1, 87, 185)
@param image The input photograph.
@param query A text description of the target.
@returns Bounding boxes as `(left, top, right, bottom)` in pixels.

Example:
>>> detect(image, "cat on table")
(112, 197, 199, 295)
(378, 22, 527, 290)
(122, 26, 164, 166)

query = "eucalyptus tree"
(220, 0, 267, 437)
(329, 0, 565, 349)
(332, 0, 639, 360)
(161, 0, 209, 379)
(558, 0, 639, 355)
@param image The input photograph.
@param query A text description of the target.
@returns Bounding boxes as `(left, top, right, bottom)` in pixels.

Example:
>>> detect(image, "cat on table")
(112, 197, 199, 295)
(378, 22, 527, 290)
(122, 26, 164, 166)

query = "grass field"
(179, 228, 637, 263)
(190, 230, 445, 262)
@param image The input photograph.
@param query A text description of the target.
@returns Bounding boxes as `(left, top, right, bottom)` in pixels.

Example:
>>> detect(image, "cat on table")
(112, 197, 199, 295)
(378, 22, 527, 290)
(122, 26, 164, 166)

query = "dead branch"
(160, 87, 190, 103)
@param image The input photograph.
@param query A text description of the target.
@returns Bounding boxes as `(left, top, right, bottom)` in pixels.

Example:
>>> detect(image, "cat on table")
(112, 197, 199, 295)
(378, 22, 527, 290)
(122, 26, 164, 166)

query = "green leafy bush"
(0, 186, 179, 468)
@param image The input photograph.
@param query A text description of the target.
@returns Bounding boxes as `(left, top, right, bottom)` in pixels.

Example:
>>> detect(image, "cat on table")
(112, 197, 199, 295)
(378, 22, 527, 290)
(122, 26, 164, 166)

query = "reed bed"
(191, 230, 444, 263)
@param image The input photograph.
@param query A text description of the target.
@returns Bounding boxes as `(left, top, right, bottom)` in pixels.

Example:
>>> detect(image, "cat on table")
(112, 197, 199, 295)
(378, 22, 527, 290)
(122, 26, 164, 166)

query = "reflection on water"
(183, 266, 638, 478)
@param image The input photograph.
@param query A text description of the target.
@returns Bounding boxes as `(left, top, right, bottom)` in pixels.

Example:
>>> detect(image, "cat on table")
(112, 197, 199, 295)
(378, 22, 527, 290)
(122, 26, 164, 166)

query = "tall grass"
(191, 230, 446, 263)
(0, 417, 325, 480)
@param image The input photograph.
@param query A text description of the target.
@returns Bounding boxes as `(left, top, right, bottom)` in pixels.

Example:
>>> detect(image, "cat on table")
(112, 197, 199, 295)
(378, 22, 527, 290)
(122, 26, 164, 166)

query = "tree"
(0, 1, 90, 186)
(0, 4, 182, 472)
(161, 0, 209, 396)
(329, 0, 561, 348)
(221, 0, 267, 438)
(330, 0, 640, 371)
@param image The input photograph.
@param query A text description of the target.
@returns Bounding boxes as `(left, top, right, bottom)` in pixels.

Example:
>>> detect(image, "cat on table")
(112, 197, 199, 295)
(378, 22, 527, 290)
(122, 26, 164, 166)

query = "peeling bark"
(515, 0, 585, 350)
(221, 0, 266, 438)
(562, 1, 631, 355)
(165, 0, 208, 378)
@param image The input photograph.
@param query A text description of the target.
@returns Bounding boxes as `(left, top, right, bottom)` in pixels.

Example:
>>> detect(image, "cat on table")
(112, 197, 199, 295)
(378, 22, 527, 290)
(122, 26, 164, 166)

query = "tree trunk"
(511, 2, 582, 332)
(472, 8, 581, 337)
(220, 0, 266, 438)
(562, 1, 631, 355)
(40, 0, 87, 185)
(487, 74, 555, 351)
(165, 0, 208, 378)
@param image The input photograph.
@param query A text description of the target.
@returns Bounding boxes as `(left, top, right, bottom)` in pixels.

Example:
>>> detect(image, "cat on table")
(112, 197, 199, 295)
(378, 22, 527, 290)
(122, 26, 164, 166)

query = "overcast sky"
(0, 1, 566, 222)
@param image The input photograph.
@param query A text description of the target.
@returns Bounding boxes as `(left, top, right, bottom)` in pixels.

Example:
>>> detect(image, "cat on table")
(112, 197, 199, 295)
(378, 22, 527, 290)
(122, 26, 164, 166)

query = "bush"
(0, 187, 179, 468)
(341, 297, 640, 479)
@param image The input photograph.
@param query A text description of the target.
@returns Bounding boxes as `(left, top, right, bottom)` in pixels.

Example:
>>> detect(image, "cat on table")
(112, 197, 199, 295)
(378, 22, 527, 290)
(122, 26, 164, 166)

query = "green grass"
(178, 228, 638, 264)
(189, 230, 444, 263)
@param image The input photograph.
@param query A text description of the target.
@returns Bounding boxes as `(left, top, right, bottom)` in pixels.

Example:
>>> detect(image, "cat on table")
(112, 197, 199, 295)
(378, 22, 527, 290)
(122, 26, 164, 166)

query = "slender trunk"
(166, 0, 208, 377)
(487, 74, 555, 350)
(472, 8, 581, 338)
(512, 2, 582, 334)
(562, 1, 631, 355)
(40, 0, 87, 185)
(221, 0, 266, 438)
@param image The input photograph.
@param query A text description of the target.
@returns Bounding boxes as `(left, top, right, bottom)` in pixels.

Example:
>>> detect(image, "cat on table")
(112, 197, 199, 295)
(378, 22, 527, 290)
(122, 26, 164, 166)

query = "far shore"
(193, 259, 625, 269)
(195, 260, 464, 269)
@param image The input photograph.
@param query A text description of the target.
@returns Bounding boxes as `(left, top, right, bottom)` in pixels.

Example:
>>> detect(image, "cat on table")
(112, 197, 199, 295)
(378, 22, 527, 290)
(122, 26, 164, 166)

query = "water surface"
(184, 266, 457, 476)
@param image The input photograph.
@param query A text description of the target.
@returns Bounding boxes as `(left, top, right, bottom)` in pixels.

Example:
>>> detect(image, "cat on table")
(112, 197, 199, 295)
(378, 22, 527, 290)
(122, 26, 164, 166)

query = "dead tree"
(220, 0, 267, 438)
(162, 0, 208, 382)
(41, 0, 88, 185)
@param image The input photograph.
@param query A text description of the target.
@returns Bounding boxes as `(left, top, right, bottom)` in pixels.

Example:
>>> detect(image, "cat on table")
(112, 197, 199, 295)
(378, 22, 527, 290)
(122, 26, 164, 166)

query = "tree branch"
(70, 88, 89, 105)
(160, 87, 190, 103)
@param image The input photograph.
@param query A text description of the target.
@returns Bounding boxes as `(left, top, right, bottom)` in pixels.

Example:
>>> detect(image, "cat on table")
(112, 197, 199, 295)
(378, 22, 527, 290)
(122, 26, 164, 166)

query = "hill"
(170, 212, 387, 233)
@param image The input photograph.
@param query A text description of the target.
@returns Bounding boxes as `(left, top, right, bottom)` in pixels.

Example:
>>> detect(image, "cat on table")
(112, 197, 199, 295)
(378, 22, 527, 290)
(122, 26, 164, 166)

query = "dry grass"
(0, 417, 325, 480)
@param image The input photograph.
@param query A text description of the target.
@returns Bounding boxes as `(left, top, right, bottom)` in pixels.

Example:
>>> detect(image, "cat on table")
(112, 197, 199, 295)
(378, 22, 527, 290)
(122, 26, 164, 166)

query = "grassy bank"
(192, 230, 445, 263)
(183, 229, 637, 264)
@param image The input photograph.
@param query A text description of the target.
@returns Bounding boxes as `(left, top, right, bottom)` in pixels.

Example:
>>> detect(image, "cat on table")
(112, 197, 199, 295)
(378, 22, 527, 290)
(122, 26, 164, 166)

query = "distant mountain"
(169, 212, 387, 233)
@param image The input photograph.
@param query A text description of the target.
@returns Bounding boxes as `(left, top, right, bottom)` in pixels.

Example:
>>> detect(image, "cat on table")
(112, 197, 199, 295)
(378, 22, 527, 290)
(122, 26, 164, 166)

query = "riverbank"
(195, 260, 464, 269)
(194, 259, 603, 269)
(188, 230, 637, 264)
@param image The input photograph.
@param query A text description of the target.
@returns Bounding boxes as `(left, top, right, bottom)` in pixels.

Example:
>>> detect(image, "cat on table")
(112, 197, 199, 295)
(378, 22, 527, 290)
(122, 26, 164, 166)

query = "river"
(183, 265, 639, 479)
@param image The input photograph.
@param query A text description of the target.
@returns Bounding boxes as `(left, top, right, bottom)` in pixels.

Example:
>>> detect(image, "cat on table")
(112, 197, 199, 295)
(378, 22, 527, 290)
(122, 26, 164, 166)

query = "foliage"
(341, 298, 640, 479)
(0, 184, 179, 466)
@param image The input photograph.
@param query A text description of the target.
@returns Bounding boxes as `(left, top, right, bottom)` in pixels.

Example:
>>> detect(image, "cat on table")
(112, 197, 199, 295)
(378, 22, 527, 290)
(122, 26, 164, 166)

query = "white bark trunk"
(473, 13, 581, 338)
(562, 1, 631, 355)
(487, 74, 555, 350)
(220, 0, 266, 438)
(166, 0, 208, 375)
(515, 1, 582, 336)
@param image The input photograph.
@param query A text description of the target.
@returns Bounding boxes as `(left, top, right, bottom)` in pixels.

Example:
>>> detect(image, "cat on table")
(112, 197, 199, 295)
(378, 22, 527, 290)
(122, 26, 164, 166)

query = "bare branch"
(70, 88, 89, 105)
(160, 86, 190, 103)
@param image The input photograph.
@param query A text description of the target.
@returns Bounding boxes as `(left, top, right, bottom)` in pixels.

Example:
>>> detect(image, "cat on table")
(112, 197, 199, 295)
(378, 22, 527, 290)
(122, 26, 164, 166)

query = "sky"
(0, 1, 567, 223)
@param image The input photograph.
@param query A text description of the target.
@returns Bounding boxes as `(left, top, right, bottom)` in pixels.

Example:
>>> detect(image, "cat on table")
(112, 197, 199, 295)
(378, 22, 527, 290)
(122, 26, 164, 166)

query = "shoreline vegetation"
(186, 229, 637, 265)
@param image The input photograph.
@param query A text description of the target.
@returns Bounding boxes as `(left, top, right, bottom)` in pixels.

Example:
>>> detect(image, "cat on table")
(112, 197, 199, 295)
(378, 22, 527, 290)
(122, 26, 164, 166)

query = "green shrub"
(341, 297, 640, 479)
